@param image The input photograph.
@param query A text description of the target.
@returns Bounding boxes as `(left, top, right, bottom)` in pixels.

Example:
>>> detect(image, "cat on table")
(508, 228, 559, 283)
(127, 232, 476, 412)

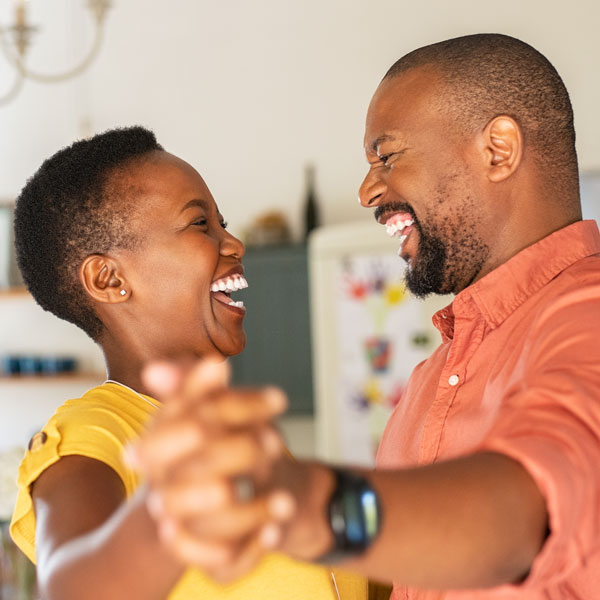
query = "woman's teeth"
(210, 274, 248, 293)
(210, 274, 248, 310)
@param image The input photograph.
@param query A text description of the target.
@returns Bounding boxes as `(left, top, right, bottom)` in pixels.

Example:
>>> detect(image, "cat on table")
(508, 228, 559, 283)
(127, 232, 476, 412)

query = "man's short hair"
(14, 126, 163, 340)
(385, 33, 578, 191)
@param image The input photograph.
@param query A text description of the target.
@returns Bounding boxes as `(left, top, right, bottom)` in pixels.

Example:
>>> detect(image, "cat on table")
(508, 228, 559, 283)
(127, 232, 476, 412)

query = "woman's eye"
(379, 153, 393, 166)
(220, 221, 228, 229)
(192, 218, 208, 227)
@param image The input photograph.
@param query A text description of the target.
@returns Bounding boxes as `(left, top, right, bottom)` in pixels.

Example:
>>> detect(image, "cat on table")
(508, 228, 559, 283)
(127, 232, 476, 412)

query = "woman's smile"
(210, 271, 248, 312)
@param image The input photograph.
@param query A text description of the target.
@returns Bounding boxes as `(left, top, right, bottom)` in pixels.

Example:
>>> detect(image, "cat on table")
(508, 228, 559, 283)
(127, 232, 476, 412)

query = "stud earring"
(120, 289, 127, 296)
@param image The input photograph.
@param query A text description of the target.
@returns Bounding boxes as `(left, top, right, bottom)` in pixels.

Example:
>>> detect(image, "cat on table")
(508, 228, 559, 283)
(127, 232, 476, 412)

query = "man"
(132, 34, 600, 598)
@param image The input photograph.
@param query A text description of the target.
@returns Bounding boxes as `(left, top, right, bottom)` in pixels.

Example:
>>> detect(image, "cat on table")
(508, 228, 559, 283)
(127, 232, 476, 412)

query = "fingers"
(157, 522, 236, 570)
(156, 430, 273, 482)
(209, 528, 280, 583)
(180, 358, 231, 400)
(141, 358, 287, 428)
(141, 358, 231, 417)
(196, 387, 287, 428)
(149, 479, 233, 519)
(127, 419, 205, 478)
(158, 523, 273, 583)
(152, 490, 294, 583)
(132, 423, 284, 490)
(150, 482, 295, 534)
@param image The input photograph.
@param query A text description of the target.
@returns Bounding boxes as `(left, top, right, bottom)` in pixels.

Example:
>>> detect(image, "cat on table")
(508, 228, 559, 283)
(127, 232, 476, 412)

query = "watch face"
(320, 469, 382, 563)
(331, 470, 382, 549)
(361, 489, 380, 540)
(344, 488, 380, 544)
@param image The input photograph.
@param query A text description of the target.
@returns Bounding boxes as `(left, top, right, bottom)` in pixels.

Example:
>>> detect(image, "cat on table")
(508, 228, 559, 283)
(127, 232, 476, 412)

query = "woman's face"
(113, 151, 247, 359)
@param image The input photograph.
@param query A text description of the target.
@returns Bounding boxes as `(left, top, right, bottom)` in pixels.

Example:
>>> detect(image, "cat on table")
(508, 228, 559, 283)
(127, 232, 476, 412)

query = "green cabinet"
(229, 244, 313, 415)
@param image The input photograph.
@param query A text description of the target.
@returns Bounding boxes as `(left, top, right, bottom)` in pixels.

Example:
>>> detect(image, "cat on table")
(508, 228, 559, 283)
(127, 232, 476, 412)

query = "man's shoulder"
(541, 251, 600, 309)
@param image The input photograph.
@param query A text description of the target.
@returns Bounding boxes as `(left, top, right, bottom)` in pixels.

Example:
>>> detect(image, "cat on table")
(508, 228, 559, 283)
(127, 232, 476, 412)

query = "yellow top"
(10, 382, 367, 599)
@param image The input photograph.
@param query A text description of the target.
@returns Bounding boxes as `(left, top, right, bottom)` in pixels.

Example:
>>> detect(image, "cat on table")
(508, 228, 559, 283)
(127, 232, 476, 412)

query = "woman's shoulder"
(54, 381, 157, 434)
(9, 383, 153, 562)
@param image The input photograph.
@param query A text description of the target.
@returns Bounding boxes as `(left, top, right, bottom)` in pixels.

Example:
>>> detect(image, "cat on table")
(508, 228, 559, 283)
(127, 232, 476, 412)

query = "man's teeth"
(385, 219, 414, 238)
(227, 300, 245, 308)
(397, 234, 408, 256)
(210, 274, 248, 293)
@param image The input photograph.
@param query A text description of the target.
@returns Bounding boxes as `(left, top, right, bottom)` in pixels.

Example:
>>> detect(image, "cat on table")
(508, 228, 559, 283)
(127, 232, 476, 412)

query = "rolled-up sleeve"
(480, 283, 600, 588)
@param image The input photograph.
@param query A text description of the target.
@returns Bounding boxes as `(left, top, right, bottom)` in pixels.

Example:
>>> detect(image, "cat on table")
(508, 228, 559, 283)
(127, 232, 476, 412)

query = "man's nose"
(358, 171, 386, 207)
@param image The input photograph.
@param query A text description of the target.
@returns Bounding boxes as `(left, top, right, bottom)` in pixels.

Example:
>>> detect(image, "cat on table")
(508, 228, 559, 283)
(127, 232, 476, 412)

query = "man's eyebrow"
(180, 198, 209, 213)
(369, 134, 397, 153)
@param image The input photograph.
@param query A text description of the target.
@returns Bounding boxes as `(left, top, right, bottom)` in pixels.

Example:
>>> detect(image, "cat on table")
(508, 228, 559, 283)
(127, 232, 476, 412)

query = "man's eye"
(220, 221, 228, 229)
(193, 218, 208, 227)
(379, 153, 393, 166)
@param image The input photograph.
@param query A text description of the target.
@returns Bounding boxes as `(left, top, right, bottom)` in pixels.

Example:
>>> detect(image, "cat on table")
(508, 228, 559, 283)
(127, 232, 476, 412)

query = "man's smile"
(383, 213, 415, 256)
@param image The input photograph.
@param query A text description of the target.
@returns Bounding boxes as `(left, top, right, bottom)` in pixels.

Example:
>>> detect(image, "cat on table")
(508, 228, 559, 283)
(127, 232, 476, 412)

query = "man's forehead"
(363, 67, 444, 151)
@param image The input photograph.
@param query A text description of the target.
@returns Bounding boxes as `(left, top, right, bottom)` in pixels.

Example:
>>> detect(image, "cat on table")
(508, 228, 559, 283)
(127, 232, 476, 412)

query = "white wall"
(0, 0, 599, 452)
(0, 0, 599, 239)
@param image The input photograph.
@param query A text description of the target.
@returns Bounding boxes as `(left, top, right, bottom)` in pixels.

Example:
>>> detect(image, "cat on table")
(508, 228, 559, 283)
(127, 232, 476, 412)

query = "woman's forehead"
(118, 152, 215, 211)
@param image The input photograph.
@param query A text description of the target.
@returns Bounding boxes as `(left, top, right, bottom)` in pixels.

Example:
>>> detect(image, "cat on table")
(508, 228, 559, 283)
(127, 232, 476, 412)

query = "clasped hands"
(126, 358, 334, 582)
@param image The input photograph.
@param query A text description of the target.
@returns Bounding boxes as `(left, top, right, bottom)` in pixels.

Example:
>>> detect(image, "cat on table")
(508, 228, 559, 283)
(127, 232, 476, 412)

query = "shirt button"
(448, 374, 460, 386)
(28, 431, 48, 451)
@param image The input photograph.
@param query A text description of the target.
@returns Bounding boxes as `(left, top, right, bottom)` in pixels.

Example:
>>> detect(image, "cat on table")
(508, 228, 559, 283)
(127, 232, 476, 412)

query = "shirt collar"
(433, 220, 600, 339)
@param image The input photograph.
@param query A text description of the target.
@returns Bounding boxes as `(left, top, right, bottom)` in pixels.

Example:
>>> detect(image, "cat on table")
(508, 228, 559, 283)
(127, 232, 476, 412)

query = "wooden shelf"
(0, 372, 104, 383)
(0, 287, 29, 298)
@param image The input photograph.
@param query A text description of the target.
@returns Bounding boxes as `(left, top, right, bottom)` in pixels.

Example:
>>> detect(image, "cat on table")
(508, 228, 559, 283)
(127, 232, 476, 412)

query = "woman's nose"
(220, 229, 245, 259)
(358, 170, 387, 208)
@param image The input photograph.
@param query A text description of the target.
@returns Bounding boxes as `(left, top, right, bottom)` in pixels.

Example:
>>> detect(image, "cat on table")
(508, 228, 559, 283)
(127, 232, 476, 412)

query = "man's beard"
(374, 200, 487, 298)
(405, 220, 489, 298)
(404, 224, 447, 298)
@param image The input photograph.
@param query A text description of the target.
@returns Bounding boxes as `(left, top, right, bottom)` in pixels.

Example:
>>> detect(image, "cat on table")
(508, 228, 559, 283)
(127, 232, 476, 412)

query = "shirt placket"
(418, 299, 486, 465)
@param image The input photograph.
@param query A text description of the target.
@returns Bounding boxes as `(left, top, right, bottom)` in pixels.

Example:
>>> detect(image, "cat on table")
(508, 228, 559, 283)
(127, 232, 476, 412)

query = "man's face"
(359, 67, 490, 297)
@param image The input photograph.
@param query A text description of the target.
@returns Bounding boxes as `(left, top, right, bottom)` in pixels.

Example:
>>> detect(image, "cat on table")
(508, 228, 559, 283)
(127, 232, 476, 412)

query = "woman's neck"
(100, 337, 150, 395)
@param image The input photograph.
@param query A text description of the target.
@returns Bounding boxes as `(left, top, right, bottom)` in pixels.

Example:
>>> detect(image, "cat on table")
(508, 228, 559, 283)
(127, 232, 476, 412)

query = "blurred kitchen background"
(0, 1, 599, 596)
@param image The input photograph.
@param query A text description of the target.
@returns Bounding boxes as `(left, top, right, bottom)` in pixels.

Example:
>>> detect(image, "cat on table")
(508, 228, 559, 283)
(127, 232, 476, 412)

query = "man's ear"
(483, 115, 523, 183)
(80, 255, 129, 304)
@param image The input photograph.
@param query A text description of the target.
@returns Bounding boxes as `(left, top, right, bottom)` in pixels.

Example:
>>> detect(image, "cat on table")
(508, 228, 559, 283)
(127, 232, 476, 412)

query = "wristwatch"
(318, 467, 383, 563)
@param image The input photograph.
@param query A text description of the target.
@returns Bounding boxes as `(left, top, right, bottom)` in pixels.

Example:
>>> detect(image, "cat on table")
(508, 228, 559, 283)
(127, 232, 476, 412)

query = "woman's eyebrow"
(180, 198, 209, 214)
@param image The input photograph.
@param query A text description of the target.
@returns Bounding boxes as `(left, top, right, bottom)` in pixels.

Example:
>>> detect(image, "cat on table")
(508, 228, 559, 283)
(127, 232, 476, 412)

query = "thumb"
(141, 357, 231, 411)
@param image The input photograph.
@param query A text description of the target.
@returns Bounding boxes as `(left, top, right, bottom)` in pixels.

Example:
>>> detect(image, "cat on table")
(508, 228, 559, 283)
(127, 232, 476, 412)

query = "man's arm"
(273, 453, 547, 589)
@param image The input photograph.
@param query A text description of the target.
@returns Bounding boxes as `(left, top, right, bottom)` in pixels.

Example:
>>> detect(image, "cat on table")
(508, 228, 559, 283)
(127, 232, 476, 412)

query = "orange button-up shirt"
(376, 220, 600, 600)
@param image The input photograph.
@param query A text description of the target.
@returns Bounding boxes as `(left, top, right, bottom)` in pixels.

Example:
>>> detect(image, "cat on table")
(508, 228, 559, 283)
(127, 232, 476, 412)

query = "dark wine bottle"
(303, 164, 319, 239)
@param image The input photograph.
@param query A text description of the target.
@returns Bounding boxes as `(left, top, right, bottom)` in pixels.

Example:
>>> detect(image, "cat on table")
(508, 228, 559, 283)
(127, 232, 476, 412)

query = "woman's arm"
(32, 455, 185, 600)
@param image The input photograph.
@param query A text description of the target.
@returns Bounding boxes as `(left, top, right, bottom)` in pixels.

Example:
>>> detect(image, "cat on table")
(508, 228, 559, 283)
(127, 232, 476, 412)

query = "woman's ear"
(483, 115, 523, 183)
(80, 255, 129, 304)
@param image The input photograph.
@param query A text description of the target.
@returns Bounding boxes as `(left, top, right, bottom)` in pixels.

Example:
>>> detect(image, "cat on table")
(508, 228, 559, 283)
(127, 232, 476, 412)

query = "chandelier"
(0, 0, 111, 106)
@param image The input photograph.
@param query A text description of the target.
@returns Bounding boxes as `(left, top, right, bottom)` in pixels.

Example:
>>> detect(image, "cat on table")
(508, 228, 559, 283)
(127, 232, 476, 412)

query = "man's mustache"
(373, 202, 416, 223)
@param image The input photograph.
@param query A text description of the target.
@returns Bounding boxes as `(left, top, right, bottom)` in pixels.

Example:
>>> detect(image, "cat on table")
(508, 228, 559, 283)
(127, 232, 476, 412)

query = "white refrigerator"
(308, 220, 451, 466)
(308, 173, 600, 468)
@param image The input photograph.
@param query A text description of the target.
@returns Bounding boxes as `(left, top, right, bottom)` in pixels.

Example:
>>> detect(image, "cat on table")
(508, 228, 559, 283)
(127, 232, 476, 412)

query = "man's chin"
(405, 263, 445, 298)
